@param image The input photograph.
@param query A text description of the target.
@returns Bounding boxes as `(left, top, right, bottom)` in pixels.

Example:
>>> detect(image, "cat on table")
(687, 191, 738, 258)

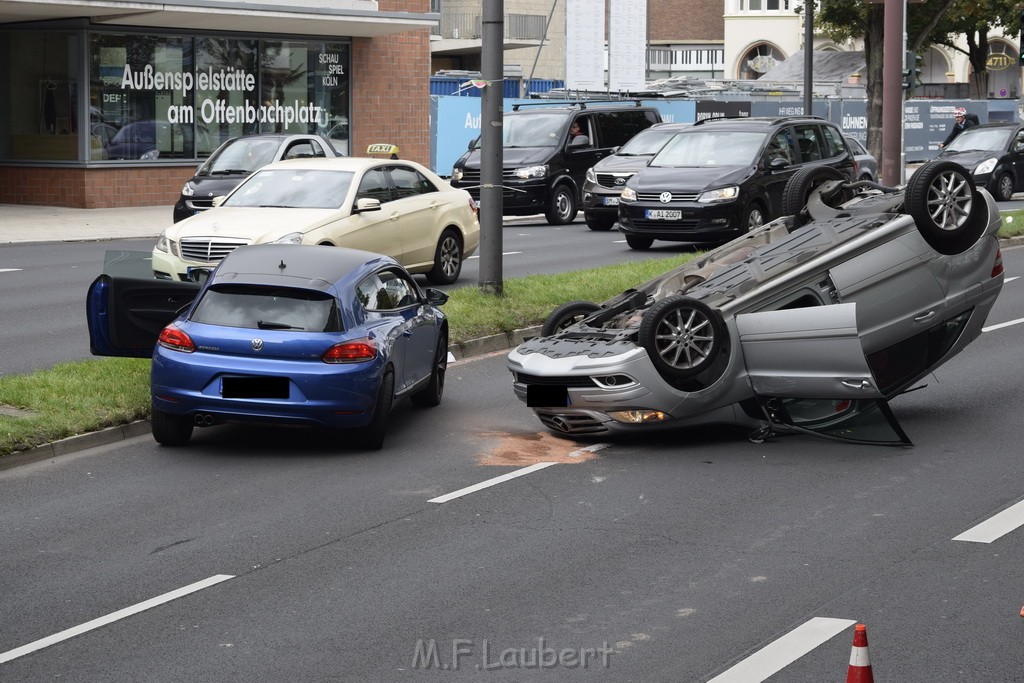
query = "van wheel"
(625, 235, 654, 250)
(545, 184, 578, 225)
(742, 203, 765, 232)
(584, 213, 616, 231)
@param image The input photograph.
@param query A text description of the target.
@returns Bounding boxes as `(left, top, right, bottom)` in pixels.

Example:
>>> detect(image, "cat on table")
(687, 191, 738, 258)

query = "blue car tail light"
(157, 325, 196, 353)
(322, 338, 377, 363)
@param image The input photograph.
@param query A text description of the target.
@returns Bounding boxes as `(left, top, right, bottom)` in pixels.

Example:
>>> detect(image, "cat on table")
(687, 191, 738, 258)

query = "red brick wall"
(0, 166, 195, 208)
(351, 0, 432, 165)
(649, 0, 723, 42)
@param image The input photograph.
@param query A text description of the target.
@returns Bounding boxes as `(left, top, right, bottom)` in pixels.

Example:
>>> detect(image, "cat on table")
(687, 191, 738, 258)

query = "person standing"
(939, 107, 975, 148)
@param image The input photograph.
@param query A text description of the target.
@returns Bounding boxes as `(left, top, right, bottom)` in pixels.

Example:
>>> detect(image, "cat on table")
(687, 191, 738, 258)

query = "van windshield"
(503, 113, 570, 148)
(652, 131, 766, 167)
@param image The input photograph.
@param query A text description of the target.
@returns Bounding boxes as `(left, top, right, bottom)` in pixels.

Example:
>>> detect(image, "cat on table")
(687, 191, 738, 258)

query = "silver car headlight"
(181, 182, 195, 197)
(621, 187, 637, 201)
(451, 167, 464, 182)
(585, 167, 597, 183)
(513, 164, 547, 179)
(273, 232, 304, 245)
(974, 158, 998, 176)
(697, 186, 739, 203)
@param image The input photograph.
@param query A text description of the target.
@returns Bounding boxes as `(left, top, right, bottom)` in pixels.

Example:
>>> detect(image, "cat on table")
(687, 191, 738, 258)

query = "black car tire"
(411, 329, 448, 408)
(545, 184, 578, 225)
(584, 213, 616, 231)
(151, 407, 194, 447)
(639, 296, 726, 380)
(741, 202, 765, 232)
(426, 229, 463, 285)
(625, 234, 654, 250)
(906, 159, 987, 255)
(357, 369, 394, 451)
(992, 172, 1015, 202)
(541, 301, 601, 336)
(782, 165, 850, 217)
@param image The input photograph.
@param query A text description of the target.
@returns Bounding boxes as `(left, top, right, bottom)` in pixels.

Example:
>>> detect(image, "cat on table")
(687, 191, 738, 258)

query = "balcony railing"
(434, 13, 547, 41)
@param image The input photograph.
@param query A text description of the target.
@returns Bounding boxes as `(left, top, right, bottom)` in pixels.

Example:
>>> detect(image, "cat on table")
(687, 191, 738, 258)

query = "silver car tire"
(541, 301, 601, 336)
(426, 229, 463, 285)
(906, 159, 986, 255)
(639, 296, 726, 380)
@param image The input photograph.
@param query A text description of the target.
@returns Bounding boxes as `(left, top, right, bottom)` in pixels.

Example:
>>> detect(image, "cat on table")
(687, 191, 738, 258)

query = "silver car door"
(736, 302, 881, 399)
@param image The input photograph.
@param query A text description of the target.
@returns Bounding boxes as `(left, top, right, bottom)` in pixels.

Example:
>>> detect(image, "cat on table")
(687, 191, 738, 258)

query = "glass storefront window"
(0, 30, 349, 163)
(0, 31, 81, 161)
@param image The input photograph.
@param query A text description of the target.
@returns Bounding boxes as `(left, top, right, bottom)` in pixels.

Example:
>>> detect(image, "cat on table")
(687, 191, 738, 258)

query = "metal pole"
(803, 0, 813, 115)
(478, 0, 504, 295)
(900, 0, 907, 184)
(881, 0, 903, 186)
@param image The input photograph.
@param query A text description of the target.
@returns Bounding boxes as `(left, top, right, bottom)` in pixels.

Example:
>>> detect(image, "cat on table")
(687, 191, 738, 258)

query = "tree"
(927, 0, 1020, 100)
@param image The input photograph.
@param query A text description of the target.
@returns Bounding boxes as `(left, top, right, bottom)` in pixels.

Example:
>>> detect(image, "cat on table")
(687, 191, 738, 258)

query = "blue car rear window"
(190, 285, 342, 332)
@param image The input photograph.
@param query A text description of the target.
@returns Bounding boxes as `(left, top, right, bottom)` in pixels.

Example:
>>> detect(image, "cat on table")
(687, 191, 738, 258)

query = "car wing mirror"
(769, 157, 789, 171)
(425, 288, 449, 306)
(353, 197, 382, 213)
(211, 195, 226, 207)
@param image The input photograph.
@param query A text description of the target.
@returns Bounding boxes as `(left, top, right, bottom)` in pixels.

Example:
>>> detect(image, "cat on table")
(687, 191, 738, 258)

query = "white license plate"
(645, 209, 682, 220)
(602, 196, 619, 206)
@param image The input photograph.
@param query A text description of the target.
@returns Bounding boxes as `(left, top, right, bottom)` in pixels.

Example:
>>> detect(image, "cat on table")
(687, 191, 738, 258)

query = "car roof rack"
(511, 99, 645, 111)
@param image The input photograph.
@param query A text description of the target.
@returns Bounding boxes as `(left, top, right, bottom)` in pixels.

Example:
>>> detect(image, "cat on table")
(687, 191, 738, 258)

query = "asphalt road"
(0, 218, 695, 377)
(0, 262, 1022, 679)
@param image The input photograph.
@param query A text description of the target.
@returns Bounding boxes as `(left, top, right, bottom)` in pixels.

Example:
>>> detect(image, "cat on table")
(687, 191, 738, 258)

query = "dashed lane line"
(428, 462, 556, 503)
(0, 268, 22, 273)
(0, 574, 234, 665)
(707, 617, 856, 683)
(952, 499, 1024, 543)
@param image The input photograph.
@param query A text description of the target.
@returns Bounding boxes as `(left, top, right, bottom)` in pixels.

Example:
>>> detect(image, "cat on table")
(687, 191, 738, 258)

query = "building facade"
(0, 0, 436, 207)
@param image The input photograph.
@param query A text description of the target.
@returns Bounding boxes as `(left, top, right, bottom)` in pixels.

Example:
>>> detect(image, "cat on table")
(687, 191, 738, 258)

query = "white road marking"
(0, 268, 22, 273)
(568, 443, 610, 458)
(467, 252, 521, 259)
(429, 462, 556, 503)
(446, 351, 457, 362)
(0, 574, 234, 665)
(982, 316, 1024, 333)
(1005, 276, 1019, 283)
(707, 617, 856, 683)
(952, 498, 1024, 543)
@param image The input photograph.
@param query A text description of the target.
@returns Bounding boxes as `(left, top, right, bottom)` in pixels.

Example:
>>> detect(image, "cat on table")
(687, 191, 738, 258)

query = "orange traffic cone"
(846, 623, 875, 683)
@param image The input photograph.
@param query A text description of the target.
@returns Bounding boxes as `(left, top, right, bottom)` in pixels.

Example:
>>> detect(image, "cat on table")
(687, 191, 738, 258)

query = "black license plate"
(526, 385, 569, 407)
(221, 376, 289, 399)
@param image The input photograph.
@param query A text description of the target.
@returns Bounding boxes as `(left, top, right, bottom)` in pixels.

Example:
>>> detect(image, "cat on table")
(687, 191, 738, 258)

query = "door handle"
(841, 379, 872, 390)
(914, 310, 936, 323)
(389, 212, 400, 221)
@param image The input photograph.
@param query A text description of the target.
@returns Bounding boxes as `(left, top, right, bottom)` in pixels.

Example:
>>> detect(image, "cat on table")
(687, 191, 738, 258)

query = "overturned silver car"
(507, 160, 1005, 445)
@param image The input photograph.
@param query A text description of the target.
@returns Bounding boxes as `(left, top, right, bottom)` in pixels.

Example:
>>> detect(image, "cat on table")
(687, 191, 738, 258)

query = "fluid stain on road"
(477, 430, 601, 466)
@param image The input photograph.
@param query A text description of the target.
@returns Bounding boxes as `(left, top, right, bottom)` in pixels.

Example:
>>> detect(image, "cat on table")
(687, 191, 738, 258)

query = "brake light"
(322, 338, 377, 363)
(157, 325, 196, 353)
(992, 248, 1004, 277)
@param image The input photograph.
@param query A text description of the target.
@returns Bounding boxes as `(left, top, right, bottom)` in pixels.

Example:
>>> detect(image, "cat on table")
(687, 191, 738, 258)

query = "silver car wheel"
(653, 306, 715, 369)
(426, 229, 463, 285)
(924, 169, 973, 232)
(439, 235, 460, 278)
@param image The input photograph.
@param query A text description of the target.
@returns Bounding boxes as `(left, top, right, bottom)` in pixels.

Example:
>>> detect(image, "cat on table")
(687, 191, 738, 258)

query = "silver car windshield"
(199, 138, 279, 175)
(945, 128, 1012, 153)
(225, 169, 354, 209)
(503, 113, 570, 148)
(653, 131, 766, 167)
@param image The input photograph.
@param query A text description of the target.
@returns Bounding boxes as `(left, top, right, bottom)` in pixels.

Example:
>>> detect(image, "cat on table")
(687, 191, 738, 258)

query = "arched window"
(737, 43, 786, 80)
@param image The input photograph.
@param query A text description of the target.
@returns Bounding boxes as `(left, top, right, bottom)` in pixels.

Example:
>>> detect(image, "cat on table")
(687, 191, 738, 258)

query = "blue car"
(87, 244, 449, 450)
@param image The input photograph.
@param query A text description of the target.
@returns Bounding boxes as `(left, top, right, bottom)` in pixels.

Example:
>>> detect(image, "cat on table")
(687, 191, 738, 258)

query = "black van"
(450, 101, 661, 225)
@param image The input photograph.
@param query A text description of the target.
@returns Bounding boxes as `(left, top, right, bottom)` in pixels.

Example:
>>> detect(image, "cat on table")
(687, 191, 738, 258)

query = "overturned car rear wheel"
(639, 296, 726, 380)
(906, 159, 987, 255)
(541, 301, 601, 336)
(782, 165, 852, 221)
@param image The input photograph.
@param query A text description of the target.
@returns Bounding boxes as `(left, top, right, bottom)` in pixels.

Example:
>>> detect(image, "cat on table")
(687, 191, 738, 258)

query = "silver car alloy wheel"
(439, 234, 461, 278)
(653, 306, 716, 370)
(925, 169, 973, 232)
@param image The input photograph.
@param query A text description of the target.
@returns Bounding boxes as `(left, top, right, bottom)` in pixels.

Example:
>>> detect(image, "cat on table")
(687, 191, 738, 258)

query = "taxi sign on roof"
(366, 143, 399, 158)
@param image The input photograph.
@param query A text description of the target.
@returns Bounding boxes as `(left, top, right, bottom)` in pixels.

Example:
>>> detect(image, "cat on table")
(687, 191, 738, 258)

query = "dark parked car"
(617, 115, 856, 249)
(845, 135, 878, 182)
(105, 120, 210, 161)
(936, 122, 1024, 201)
(580, 122, 692, 231)
(509, 160, 1004, 445)
(450, 101, 661, 225)
(173, 134, 339, 222)
(87, 244, 450, 450)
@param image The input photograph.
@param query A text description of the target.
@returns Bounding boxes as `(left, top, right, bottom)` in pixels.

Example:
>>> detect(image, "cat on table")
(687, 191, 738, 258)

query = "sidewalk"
(0, 204, 172, 244)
